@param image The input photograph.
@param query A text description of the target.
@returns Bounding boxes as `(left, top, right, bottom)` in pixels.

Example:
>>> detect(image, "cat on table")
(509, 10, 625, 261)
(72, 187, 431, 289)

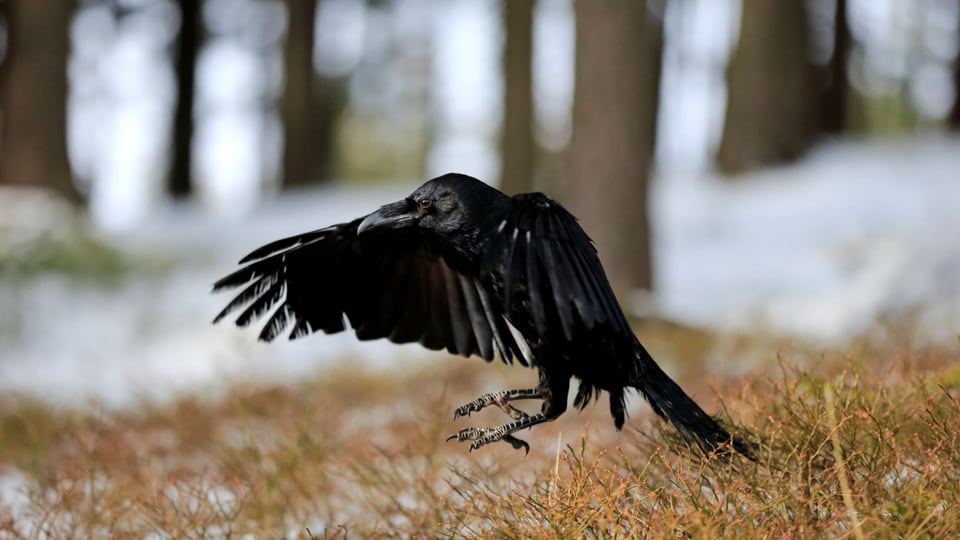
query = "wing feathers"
(547, 212, 588, 309)
(459, 275, 494, 360)
(288, 316, 317, 339)
(238, 228, 332, 264)
(217, 190, 631, 362)
(260, 303, 293, 341)
(541, 237, 575, 340)
(212, 258, 276, 292)
(417, 264, 452, 351)
(475, 282, 515, 364)
(212, 272, 278, 324)
(214, 219, 524, 363)
(442, 266, 475, 356)
(524, 230, 549, 336)
(485, 193, 631, 344)
(502, 227, 523, 310)
(235, 278, 285, 328)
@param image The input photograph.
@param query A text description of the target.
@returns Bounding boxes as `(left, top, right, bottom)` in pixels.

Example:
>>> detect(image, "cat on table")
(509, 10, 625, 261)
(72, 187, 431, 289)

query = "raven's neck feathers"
(429, 174, 513, 272)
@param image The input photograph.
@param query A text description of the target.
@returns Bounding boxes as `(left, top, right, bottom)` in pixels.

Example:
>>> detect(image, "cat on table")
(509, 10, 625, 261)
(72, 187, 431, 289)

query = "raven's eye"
(418, 198, 432, 210)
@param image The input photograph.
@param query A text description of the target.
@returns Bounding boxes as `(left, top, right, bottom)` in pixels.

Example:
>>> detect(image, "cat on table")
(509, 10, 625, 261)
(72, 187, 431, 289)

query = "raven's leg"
(448, 372, 570, 453)
(448, 413, 552, 454)
(452, 387, 544, 420)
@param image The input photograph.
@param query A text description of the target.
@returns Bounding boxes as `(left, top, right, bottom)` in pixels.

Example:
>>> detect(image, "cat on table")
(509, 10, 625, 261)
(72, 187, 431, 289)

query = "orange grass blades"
(3, 345, 960, 536)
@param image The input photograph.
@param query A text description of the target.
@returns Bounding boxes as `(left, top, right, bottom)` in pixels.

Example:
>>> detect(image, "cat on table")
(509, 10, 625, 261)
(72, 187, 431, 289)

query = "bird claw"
(450, 390, 543, 453)
(501, 434, 530, 455)
(452, 402, 480, 419)
(446, 427, 529, 454)
(446, 426, 490, 442)
(452, 392, 533, 420)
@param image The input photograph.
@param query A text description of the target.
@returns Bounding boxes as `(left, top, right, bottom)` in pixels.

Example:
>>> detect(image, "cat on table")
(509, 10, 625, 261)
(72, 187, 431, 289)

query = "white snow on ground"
(655, 137, 960, 341)
(1, 139, 959, 408)
(0, 470, 31, 536)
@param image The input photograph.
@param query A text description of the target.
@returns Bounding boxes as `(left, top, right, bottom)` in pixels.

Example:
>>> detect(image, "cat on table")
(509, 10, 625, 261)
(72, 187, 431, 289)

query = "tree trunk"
(281, 0, 320, 187)
(310, 75, 349, 181)
(717, 0, 816, 174)
(819, 0, 849, 135)
(953, 65, 960, 130)
(564, 0, 663, 297)
(170, 0, 201, 199)
(498, 0, 535, 195)
(0, 0, 77, 201)
(950, 0, 960, 130)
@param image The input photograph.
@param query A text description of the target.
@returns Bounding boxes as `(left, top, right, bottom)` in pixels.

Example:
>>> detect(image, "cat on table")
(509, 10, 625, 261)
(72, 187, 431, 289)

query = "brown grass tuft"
(1, 334, 959, 537)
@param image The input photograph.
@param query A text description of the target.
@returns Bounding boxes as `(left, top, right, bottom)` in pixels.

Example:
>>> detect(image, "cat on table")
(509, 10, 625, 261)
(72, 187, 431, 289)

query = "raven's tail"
(630, 343, 756, 460)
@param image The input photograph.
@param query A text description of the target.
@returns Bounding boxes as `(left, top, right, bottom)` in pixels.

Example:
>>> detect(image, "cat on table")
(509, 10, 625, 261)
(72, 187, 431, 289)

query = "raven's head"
(357, 173, 509, 237)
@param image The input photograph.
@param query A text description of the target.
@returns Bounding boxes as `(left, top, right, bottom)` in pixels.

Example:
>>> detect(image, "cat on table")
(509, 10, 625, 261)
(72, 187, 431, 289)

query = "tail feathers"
(631, 351, 756, 460)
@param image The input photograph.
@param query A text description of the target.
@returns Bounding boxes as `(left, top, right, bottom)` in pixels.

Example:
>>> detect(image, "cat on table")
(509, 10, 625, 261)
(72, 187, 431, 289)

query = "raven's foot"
(445, 427, 531, 454)
(452, 387, 544, 420)
(446, 413, 548, 454)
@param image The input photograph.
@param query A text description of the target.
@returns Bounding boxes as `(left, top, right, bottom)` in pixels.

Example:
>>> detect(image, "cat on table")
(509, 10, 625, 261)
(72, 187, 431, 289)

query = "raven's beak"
(357, 200, 417, 234)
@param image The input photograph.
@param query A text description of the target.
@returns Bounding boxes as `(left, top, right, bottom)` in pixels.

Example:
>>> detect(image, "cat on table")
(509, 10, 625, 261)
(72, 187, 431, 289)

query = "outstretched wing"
(484, 193, 632, 342)
(212, 220, 527, 365)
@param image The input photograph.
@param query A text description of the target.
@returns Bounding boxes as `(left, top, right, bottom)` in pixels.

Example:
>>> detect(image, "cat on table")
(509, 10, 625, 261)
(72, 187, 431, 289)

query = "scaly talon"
(451, 388, 544, 420)
(450, 389, 551, 453)
(446, 426, 490, 443)
(502, 434, 530, 455)
(453, 402, 480, 419)
(448, 412, 548, 453)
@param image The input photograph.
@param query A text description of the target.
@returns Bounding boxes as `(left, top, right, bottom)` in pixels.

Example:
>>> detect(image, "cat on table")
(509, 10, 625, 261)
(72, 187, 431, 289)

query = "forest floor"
(2, 322, 959, 538)
(2, 138, 960, 537)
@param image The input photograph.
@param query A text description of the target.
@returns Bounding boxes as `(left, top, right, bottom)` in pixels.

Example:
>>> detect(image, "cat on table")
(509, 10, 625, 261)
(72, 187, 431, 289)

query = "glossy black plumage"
(213, 173, 753, 457)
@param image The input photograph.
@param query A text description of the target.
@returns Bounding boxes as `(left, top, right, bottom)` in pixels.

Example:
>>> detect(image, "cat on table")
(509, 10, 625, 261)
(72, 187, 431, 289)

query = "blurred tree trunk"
(311, 75, 346, 180)
(170, 0, 201, 199)
(498, 0, 535, 195)
(951, 1, 960, 130)
(564, 0, 663, 296)
(717, 0, 816, 174)
(953, 72, 960, 129)
(0, 0, 78, 201)
(281, 0, 321, 187)
(819, 0, 849, 135)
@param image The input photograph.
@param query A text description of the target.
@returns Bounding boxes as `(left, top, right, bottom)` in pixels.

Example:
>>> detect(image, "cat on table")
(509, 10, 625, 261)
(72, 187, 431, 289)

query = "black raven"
(213, 173, 752, 457)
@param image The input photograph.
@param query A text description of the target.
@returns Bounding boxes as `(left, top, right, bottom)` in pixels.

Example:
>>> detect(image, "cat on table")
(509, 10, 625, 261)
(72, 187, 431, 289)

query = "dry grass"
(1, 331, 959, 538)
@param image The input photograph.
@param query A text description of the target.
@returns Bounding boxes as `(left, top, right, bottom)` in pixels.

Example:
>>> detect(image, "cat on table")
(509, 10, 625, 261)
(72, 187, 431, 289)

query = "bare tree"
(951, 0, 960, 130)
(564, 0, 663, 296)
(717, 0, 816, 174)
(0, 0, 77, 201)
(953, 67, 960, 130)
(170, 0, 202, 198)
(819, 0, 849, 135)
(280, 0, 320, 187)
(498, 0, 535, 195)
